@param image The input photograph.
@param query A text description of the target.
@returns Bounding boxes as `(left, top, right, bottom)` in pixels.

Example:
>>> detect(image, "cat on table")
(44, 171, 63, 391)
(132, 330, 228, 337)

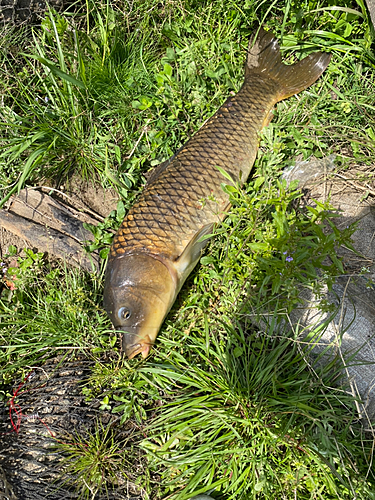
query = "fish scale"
(104, 27, 331, 359)
(111, 76, 277, 262)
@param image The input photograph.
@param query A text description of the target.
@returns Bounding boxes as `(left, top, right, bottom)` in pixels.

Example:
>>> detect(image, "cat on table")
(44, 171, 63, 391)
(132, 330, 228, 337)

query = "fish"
(103, 26, 331, 359)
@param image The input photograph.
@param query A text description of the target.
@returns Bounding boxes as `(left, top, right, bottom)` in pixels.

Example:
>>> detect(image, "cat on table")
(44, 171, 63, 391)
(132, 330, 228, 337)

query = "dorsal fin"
(145, 159, 171, 186)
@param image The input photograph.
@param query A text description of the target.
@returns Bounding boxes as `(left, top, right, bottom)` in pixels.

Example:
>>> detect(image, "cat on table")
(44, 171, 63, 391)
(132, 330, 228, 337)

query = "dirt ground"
(284, 158, 375, 425)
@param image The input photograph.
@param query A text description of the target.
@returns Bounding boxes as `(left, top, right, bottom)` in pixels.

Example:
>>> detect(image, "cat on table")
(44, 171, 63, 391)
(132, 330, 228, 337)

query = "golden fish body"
(104, 27, 331, 358)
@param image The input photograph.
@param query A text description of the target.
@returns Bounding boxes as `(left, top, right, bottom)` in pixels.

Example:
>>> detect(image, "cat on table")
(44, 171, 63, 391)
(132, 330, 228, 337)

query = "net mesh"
(0, 355, 145, 500)
(0, 0, 67, 25)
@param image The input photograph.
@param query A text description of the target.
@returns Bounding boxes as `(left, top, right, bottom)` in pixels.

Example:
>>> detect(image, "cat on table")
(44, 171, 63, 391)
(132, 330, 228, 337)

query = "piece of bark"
(0, 211, 98, 272)
(8, 188, 97, 243)
(55, 175, 119, 219)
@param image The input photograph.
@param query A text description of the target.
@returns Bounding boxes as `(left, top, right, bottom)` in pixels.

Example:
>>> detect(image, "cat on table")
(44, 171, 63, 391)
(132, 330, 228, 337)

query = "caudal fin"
(246, 27, 331, 101)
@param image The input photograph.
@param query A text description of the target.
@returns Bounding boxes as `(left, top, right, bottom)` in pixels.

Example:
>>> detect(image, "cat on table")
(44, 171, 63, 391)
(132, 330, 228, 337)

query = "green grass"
(0, 249, 114, 382)
(140, 332, 372, 500)
(57, 418, 145, 499)
(1, 1, 373, 204)
(1, 0, 375, 499)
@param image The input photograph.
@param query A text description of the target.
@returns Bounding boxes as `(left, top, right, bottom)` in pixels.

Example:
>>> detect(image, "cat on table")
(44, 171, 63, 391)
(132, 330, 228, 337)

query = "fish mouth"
(127, 341, 151, 360)
(119, 328, 152, 359)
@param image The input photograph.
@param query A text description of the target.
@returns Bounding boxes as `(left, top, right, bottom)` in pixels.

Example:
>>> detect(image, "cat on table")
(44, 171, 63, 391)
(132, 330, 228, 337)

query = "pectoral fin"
(173, 224, 214, 280)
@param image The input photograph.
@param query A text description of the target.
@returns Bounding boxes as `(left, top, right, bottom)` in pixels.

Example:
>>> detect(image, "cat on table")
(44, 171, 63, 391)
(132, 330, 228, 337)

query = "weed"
(83, 199, 129, 260)
(58, 419, 144, 499)
(200, 174, 356, 316)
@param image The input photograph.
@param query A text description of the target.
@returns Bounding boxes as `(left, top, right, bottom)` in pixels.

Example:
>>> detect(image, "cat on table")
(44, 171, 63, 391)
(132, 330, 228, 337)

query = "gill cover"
(103, 253, 176, 359)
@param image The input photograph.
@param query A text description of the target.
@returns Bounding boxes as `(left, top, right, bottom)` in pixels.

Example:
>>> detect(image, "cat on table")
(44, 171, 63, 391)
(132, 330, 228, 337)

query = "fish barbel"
(104, 27, 331, 359)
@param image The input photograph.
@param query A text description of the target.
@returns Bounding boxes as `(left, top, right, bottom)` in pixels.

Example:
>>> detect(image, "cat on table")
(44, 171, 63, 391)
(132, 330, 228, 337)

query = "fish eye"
(118, 307, 132, 321)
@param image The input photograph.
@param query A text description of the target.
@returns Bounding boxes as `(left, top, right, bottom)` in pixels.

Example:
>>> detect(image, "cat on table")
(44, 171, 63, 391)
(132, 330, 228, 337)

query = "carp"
(104, 27, 331, 359)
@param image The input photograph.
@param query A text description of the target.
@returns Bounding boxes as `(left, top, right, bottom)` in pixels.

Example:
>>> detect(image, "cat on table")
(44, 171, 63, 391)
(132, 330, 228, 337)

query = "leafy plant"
(205, 174, 356, 315)
(83, 199, 128, 260)
(140, 325, 373, 499)
(58, 419, 143, 500)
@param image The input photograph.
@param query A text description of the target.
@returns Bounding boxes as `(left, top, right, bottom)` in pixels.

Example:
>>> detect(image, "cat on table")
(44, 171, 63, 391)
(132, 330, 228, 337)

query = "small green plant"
(57, 420, 142, 499)
(83, 199, 128, 260)
(206, 174, 356, 316)
(82, 358, 166, 425)
(1, 248, 45, 297)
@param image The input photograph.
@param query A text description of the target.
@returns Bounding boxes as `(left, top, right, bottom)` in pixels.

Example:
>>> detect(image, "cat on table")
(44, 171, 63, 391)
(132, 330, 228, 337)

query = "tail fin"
(246, 27, 331, 101)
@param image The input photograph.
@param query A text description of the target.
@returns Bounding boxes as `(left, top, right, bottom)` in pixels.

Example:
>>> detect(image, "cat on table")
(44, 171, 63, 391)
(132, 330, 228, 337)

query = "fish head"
(103, 252, 177, 359)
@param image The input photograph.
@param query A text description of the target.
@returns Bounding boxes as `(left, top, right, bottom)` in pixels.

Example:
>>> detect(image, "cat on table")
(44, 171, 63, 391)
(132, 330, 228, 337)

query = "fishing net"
(0, 0, 67, 25)
(0, 354, 145, 500)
